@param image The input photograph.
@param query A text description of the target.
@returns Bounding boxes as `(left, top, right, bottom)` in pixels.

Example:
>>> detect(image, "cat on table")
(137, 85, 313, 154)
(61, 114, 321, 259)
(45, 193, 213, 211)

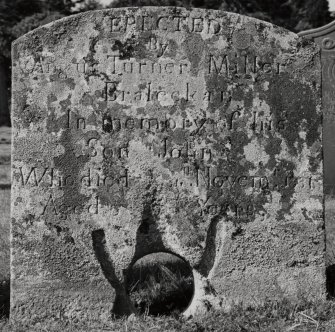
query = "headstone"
(299, 23, 335, 292)
(12, 8, 324, 325)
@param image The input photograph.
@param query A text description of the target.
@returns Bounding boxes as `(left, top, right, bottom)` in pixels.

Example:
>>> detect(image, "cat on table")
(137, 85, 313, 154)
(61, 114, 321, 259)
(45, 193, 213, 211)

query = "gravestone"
(299, 23, 335, 292)
(12, 7, 324, 325)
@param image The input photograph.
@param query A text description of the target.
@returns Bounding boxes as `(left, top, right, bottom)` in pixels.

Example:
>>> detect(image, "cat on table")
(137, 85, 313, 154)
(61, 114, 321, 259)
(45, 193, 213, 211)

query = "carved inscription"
(12, 8, 322, 246)
(41, 195, 100, 220)
(108, 56, 189, 75)
(20, 52, 287, 80)
(15, 165, 320, 192)
(17, 166, 129, 189)
(63, 109, 288, 135)
(101, 113, 287, 134)
(110, 15, 231, 34)
(208, 54, 286, 75)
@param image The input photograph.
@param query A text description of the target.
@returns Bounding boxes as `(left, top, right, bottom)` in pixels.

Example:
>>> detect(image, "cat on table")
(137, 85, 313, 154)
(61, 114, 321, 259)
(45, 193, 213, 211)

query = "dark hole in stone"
(126, 252, 194, 316)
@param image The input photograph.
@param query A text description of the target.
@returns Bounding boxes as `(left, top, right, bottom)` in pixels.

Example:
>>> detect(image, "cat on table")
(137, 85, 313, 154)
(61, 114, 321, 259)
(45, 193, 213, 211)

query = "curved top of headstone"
(13, 7, 298, 47)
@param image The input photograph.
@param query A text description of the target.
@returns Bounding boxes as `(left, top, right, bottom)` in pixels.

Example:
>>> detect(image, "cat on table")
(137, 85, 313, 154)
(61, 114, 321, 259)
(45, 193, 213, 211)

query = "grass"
(3, 256, 335, 330)
(2, 298, 335, 331)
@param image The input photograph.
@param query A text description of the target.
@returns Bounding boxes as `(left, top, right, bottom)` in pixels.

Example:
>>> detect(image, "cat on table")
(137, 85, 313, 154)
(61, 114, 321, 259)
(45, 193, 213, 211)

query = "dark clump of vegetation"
(126, 253, 194, 315)
(0, 280, 9, 319)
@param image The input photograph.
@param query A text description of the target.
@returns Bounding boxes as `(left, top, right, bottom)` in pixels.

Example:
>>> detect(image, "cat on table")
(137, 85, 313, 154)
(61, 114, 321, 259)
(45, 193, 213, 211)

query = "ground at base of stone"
(2, 299, 335, 332)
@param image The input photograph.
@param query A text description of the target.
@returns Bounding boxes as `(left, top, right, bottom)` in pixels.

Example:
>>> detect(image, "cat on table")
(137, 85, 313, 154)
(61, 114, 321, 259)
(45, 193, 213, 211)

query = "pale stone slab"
(11, 7, 324, 325)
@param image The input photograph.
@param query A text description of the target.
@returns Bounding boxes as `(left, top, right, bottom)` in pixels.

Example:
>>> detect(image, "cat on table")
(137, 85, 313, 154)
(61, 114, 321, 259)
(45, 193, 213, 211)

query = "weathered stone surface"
(0, 126, 11, 283)
(11, 7, 324, 325)
(299, 23, 335, 291)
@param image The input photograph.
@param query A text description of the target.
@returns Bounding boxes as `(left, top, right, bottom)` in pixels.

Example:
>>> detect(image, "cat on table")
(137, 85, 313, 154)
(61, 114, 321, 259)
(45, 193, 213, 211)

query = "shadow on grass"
(0, 280, 10, 319)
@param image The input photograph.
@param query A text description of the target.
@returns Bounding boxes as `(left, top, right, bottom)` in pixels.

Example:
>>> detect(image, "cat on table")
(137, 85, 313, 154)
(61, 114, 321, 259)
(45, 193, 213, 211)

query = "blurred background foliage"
(0, 0, 332, 126)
